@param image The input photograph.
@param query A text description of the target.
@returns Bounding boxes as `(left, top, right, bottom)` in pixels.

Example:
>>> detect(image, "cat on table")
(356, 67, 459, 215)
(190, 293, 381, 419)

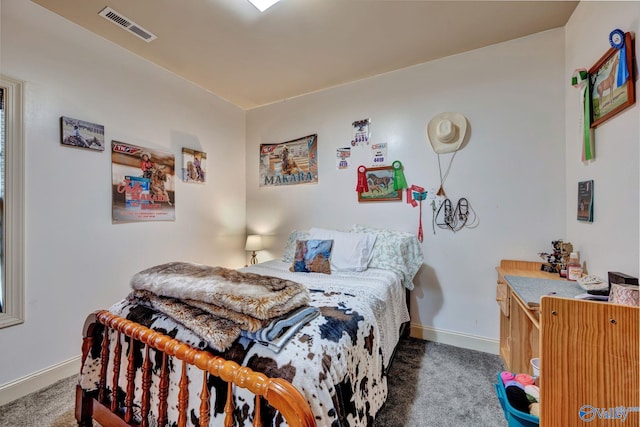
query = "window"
(0, 74, 25, 328)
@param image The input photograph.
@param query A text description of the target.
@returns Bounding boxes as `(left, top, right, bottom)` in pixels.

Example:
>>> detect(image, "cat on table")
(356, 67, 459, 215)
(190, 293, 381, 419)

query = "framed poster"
(589, 31, 635, 128)
(60, 116, 105, 151)
(111, 141, 175, 222)
(357, 166, 402, 202)
(259, 134, 318, 187)
(182, 148, 206, 183)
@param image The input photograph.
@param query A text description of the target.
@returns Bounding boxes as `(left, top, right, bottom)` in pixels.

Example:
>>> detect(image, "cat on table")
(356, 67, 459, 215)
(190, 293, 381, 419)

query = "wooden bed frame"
(75, 310, 316, 427)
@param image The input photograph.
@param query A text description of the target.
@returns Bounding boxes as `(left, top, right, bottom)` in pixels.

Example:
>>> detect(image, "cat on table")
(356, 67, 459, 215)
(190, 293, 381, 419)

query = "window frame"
(0, 74, 25, 329)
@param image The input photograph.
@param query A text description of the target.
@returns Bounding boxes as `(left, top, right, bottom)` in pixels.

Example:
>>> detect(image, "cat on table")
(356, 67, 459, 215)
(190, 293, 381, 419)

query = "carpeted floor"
(374, 338, 507, 426)
(0, 337, 508, 427)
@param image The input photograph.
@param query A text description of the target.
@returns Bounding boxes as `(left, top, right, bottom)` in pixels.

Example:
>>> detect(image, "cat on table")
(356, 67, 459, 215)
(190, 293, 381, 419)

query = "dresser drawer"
(496, 281, 510, 317)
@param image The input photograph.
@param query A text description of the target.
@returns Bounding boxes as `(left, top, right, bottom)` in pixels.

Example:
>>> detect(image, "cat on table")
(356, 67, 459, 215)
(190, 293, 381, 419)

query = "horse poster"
(111, 141, 175, 222)
(259, 134, 318, 187)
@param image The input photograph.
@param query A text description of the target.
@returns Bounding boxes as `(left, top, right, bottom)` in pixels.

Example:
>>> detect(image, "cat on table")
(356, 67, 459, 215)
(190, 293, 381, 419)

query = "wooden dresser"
(496, 259, 639, 426)
(495, 259, 562, 374)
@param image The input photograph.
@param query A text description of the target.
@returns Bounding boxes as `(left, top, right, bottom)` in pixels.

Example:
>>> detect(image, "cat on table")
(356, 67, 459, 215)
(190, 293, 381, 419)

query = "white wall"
(564, 2, 639, 279)
(3, 0, 638, 406)
(246, 29, 567, 352)
(0, 0, 246, 391)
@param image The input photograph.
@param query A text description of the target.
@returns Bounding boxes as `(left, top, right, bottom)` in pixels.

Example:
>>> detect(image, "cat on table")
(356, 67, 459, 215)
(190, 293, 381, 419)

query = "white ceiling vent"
(98, 6, 157, 42)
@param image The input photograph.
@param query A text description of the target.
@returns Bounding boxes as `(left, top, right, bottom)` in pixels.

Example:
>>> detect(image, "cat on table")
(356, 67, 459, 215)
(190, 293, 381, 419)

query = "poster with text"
(259, 134, 318, 187)
(577, 180, 593, 222)
(336, 147, 351, 170)
(111, 141, 175, 222)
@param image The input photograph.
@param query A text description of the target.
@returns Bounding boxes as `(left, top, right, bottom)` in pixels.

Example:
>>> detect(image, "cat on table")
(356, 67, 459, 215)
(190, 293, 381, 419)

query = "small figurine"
(538, 239, 573, 275)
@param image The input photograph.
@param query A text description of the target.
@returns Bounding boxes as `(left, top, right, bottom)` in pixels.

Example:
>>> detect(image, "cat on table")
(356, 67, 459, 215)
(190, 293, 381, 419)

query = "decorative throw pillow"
(282, 230, 310, 263)
(308, 227, 376, 272)
(289, 239, 333, 274)
(349, 224, 424, 290)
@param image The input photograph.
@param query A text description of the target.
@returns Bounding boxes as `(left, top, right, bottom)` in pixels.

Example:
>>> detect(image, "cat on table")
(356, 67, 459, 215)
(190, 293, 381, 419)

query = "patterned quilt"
(79, 260, 409, 427)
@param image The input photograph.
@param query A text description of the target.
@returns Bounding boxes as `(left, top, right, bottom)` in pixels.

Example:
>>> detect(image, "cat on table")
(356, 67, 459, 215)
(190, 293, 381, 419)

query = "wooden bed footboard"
(75, 310, 316, 427)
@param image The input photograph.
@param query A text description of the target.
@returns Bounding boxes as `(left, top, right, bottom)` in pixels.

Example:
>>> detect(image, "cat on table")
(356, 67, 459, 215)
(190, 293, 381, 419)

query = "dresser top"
(505, 275, 583, 307)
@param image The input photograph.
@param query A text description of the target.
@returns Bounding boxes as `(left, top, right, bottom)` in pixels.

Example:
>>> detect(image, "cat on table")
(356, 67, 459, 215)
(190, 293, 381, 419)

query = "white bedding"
(243, 259, 410, 369)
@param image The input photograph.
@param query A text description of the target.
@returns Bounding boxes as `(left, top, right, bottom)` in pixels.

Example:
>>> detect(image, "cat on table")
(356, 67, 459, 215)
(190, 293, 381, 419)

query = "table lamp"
(245, 235, 263, 265)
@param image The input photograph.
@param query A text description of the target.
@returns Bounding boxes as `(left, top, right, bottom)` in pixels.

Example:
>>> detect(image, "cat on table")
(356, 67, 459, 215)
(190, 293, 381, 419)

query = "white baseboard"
(0, 356, 81, 406)
(410, 323, 500, 355)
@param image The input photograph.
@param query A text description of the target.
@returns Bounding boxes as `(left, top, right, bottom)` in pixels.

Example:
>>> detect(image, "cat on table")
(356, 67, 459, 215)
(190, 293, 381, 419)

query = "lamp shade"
(245, 235, 263, 251)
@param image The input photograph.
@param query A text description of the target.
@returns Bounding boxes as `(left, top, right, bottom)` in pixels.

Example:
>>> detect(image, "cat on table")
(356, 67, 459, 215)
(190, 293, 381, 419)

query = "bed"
(75, 225, 423, 427)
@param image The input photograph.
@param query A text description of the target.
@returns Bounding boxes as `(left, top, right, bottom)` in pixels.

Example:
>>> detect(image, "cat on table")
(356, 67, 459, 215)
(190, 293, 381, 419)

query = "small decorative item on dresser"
(566, 253, 583, 281)
(609, 283, 640, 306)
(538, 240, 573, 276)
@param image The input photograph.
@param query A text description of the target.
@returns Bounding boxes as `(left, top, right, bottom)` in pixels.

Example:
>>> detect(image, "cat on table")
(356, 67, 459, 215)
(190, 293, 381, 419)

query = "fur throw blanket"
(130, 262, 310, 320)
(123, 262, 312, 351)
(123, 290, 245, 351)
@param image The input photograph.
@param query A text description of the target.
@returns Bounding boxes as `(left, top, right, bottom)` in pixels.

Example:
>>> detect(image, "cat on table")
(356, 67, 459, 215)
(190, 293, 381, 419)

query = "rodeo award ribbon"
(571, 68, 594, 161)
(356, 165, 369, 193)
(609, 29, 629, 87)
(392, 160, 408, 191)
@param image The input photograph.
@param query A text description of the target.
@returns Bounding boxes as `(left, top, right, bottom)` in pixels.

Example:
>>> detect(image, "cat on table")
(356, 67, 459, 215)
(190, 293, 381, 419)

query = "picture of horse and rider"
(60, 116, 105, 151)
(111, 141, 175, 222)
(182, 148, 207, 183)
(259, 134, 318, 187)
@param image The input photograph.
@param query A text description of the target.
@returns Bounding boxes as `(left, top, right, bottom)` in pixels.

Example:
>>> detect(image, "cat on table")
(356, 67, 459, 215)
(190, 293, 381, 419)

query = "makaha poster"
(111, 141, 175, 222)
(259, 134, 318, 187)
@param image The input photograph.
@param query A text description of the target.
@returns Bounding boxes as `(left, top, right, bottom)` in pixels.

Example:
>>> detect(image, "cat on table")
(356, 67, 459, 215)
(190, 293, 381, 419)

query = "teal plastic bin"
(494, 374, 539, 427)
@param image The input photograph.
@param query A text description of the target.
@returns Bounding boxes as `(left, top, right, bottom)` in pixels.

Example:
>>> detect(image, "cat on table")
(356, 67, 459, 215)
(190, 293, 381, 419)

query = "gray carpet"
(0, 338, 507, 426)
(375, 338, 507, 426)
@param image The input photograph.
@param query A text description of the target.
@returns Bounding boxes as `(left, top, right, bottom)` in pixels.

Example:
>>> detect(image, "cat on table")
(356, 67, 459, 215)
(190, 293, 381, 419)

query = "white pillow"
(308, 227, 376, 272)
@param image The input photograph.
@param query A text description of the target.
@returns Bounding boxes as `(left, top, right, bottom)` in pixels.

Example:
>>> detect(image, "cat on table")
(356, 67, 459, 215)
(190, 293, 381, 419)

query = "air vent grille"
(98, 6, 157, 42)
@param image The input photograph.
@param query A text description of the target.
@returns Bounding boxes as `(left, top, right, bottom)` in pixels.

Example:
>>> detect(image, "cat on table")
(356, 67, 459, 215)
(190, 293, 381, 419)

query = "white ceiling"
(31, 0, 578, 110)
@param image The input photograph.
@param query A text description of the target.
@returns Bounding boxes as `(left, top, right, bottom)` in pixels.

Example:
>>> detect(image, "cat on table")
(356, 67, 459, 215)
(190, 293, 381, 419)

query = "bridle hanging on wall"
(434, 197, 479, 232)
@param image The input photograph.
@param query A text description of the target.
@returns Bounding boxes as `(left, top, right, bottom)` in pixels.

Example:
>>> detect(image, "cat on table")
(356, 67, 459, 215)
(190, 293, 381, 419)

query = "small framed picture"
(181, 148, 206, 183)
(60, 116, 105, 151)
(357, 165, 402, 202)
(588, 31, 635, 128)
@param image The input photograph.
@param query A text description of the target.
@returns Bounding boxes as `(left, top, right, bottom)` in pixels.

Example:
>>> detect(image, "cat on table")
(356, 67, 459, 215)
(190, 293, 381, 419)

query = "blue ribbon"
(610, 29, 629, 87)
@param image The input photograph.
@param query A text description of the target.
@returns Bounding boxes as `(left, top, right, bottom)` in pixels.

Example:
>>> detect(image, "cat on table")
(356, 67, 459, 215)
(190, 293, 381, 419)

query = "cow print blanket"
(80, 260, 410, 427)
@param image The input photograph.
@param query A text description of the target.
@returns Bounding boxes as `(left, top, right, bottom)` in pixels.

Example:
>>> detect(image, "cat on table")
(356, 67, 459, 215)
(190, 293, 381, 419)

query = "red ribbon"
(356, 165, 369, 193)
(406, 189, 417, 207)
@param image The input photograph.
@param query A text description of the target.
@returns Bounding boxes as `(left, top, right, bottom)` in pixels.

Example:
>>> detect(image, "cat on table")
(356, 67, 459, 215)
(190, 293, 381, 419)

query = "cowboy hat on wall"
(427, 112, 468, 154)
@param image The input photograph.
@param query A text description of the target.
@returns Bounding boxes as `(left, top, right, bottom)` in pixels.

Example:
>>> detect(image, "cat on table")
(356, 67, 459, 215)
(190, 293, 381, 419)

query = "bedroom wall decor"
(356, 165, 403, 202)
(427, 112, 469, 197)
(336, 147, 351, 170)
(351, 118, 370, 146)
(588, 30, 635, 128)
(60, 116, 104, 151)
(434, 197, 479, 232)
(577, 179, 594, 222)
(111, 141, 175, 222)
(370, 142, 387, 164)
(181, 147, 206, 183)
(259, 134, 318, 187)
(571, 68, 595, 161)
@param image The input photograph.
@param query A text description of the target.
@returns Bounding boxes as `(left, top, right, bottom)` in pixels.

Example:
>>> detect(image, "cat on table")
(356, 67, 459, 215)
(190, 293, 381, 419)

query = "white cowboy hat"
(427, 112, 468, 154)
